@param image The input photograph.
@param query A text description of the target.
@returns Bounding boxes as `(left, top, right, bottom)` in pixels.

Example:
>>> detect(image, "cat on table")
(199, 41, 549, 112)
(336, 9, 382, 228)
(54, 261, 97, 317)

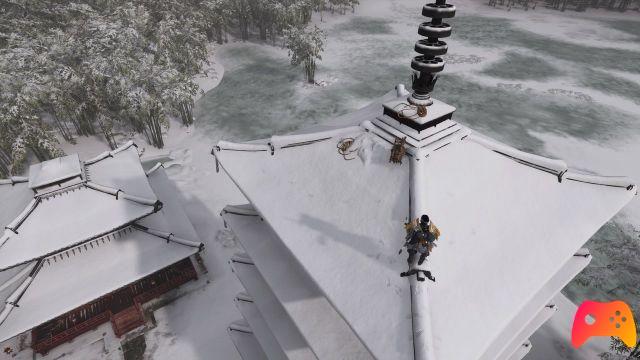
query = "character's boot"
(421, 270, 436, 282)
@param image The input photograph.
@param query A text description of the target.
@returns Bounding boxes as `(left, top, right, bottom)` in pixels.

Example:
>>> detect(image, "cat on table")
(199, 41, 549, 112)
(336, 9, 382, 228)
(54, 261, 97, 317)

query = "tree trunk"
(52, 112, 74, 143)
(305, 58, 316, 84)
(0, 149, 11, 177)
(627, 341, 640, 359)
(216, 25, 224, 44)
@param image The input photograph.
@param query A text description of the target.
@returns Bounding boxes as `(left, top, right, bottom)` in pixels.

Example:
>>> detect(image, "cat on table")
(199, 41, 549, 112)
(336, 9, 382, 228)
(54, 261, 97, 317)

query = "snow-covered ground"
(40, 0, 640, 359)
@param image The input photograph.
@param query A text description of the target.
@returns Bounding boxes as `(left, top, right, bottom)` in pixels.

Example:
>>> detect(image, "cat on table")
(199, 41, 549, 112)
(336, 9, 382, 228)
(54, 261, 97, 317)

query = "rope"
(393, 102, 420, 121)
(337, 137, 357, 160)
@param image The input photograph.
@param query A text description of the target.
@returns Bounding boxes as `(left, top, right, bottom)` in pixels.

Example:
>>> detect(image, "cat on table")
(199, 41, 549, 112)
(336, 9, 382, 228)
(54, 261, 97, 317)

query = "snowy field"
(46, 0, 640, 359)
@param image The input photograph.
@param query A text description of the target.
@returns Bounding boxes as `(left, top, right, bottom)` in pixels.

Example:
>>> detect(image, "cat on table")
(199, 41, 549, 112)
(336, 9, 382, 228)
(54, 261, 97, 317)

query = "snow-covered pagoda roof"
(213, 87, 636, 359)
(0, 142, 203, 342)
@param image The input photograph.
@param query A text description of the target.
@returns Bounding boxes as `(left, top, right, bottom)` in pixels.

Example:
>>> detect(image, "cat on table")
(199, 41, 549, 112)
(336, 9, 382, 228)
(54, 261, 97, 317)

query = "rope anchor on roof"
(337, 137, 357, 160)
(389, 137, 407, 164)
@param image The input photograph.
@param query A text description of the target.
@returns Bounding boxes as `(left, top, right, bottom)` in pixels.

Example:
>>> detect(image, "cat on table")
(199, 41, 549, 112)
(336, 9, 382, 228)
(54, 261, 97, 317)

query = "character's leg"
(407, 249, 416, 266)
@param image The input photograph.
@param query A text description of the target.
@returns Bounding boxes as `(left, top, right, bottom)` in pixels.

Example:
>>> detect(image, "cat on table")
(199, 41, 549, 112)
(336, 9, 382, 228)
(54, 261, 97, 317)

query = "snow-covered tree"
(600, 338, 640, 359)
(0, 0, 215, 173)
(283, 25, 325, 83)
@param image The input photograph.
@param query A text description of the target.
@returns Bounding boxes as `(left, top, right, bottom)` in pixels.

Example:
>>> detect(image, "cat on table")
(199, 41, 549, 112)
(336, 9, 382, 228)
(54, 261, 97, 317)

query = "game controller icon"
(572, 300, 637, 348)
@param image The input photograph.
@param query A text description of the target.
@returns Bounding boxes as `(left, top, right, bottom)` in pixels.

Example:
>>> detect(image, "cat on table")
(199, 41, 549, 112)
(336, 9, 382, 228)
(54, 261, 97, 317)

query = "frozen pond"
(194, 0, 640, 315)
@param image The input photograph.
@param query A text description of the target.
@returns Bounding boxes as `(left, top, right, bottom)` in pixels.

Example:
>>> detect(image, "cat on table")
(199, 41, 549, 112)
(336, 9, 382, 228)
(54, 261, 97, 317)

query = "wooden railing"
(33, 311, 111, 354)
(32, 259, 198, 354)
(134, 267, 197, 305)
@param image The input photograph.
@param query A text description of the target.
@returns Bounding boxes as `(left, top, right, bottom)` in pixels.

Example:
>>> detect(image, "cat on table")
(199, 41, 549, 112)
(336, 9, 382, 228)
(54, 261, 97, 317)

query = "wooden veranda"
(31, 258, 197, 354)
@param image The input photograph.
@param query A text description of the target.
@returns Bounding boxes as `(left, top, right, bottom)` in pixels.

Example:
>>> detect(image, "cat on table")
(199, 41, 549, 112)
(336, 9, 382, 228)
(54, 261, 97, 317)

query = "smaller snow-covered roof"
(28, 154, 82, 190)
(230, 258, 317, 360)
(0, 179, 32, 230)
(0, 187, 157, 270)
(0, 226, 199, 342)
(85, 142, 156, 199)
(228, 320, 269, 360)
(0, 164, 202, 342)
(222, 205, 372, 359)
(234, 292, 289, 360)
(0, 142, 161, 271)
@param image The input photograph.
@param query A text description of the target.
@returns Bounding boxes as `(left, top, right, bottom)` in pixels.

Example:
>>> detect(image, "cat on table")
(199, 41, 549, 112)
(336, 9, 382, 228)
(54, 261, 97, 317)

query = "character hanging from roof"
(399, 214, 440, 282)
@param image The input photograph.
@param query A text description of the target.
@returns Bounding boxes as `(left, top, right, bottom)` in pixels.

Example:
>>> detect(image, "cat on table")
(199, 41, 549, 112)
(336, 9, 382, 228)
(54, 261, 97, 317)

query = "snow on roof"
(139, 167, 200, 244)
(487, 251, 590, 359)
(214, 102, 636, 360)
(28, 154, 82, 189)
(0, 263, 34, 306)
(230, 258, 317, 359)
(499, 303, 556, 360)
(0, 180, 32, 230)
(85, 142, 156, 199)
(228, 320, 269, 360)
(216, 128, 414, 360)
(509, 340, 532, 360)
(222, 206, 372, 359)
(0, 186, 156, 270)
(234, 292, 289, 360)
(0, 226, 198, 342)
(0, 142, 161, 271)
(0, 145, 203, 342)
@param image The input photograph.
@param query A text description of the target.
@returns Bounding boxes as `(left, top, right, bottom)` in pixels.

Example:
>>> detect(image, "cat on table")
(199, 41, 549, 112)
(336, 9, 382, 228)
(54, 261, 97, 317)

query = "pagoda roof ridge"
(84, 140, 138, 165)
(132, 223, 204, 250)
(215, 126, 363, 154)
(0, 177, 28, 186)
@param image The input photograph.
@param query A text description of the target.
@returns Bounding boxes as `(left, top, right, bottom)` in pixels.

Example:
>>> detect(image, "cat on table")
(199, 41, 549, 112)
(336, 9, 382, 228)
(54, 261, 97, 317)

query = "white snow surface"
(228, 322, 269, 360)
(0, 144, 162, 271)
(28, 154, 82, 189)
(222, 206, 373, 359)
(0, 186, 155, 270)
(0, 182, 32, 230)
(86, 145, 157, 200)
(216, 130, 413, 360)
(215, 116, 635, 359)
(234, 293, 288, 360)
(230, 260, 317, 359)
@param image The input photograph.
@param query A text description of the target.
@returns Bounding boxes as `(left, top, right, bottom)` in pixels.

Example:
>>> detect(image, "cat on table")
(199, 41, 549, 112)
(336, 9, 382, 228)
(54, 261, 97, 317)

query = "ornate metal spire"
(409, 0, 456, 107)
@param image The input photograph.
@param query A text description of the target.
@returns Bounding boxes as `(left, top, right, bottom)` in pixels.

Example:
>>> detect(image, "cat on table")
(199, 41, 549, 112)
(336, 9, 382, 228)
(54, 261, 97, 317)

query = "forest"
(0, 0, 356, 177)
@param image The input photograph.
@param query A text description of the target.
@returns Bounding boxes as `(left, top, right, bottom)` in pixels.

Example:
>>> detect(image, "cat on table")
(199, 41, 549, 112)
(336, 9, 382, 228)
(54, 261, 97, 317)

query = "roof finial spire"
(409, 0, 456, 107)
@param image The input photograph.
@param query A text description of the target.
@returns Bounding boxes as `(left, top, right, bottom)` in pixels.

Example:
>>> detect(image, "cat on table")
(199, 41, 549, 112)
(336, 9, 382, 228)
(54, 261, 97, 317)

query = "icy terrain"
(44, 0, 640, 359)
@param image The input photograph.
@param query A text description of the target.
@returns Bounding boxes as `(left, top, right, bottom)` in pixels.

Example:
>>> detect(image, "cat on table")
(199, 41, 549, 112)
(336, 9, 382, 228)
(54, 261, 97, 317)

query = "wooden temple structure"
(0, 142, 204, 354)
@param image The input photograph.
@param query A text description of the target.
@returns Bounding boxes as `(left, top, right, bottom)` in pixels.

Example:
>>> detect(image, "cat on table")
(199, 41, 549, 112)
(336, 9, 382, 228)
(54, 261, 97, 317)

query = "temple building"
(0, 141, 203, 355)
(212, 1, 636, 359)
